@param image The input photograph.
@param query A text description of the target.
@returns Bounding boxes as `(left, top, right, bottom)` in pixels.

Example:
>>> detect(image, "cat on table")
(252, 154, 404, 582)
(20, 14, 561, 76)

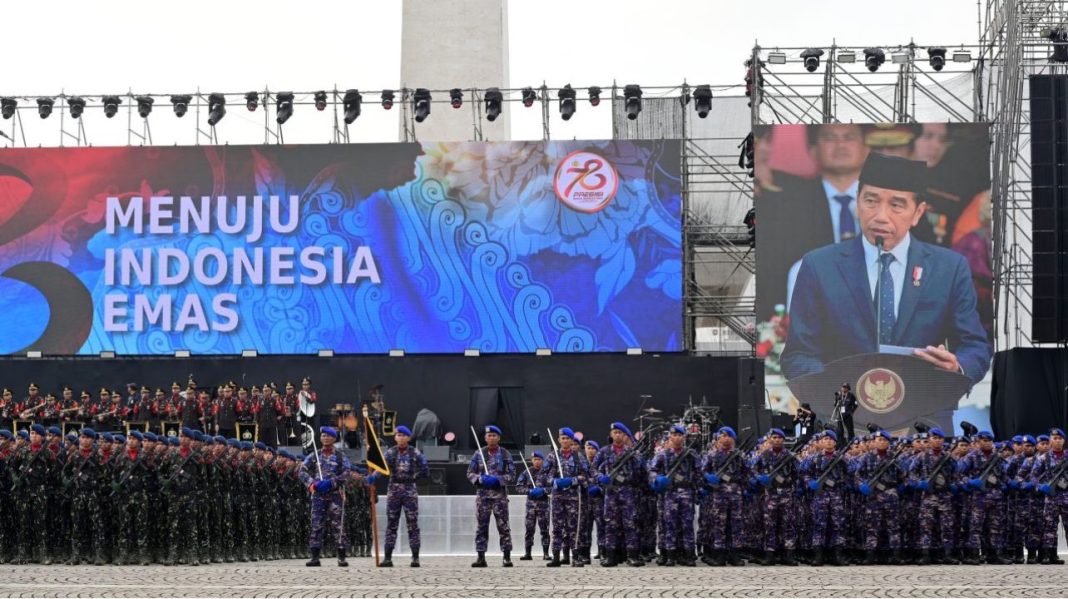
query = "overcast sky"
(0, 0, 983, 146)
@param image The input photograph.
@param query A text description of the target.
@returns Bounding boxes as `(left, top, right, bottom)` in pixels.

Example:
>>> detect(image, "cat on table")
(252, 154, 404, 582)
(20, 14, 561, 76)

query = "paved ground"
(3, 557, 1068, 597)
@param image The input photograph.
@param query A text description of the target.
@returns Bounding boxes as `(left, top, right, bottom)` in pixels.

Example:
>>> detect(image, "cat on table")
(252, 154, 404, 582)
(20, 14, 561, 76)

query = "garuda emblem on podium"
(857, 368, 906, 414)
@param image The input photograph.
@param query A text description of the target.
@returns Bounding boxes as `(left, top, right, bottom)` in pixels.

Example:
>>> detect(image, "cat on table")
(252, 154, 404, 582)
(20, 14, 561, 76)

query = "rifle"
(810, 444, 852, 492)
(860, 444, 907, 493)
(162, 448, 200, 487)
(712, 433, 756, 483)
(11, 445, 50, 491)
(605, 433, 652, 484)
(663, 437, 702, 485)
(1039, 456, 1068, 494)
(922, 449, 955, 490)
(970, 452, 1005, 490)
(761, 443, 805, 488)
(62, 449, 96, 490)
(108, 451, 147, 498)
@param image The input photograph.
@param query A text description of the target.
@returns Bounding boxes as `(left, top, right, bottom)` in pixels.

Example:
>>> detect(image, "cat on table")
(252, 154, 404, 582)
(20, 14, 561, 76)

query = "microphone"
(874, 235, 886, 350)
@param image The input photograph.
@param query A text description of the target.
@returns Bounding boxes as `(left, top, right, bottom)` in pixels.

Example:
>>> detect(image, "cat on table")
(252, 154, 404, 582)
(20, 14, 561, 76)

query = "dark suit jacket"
(781, 236, 992, 386)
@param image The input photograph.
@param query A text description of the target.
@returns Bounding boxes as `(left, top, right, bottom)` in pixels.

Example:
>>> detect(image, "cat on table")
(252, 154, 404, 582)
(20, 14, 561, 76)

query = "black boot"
(782, 549, 799, 566)
(601, 549, 618, 567)
(1049, 548, 1066, 565)
(827, 548, 844, 566)
(988, 549, 1012, 565)
(961, 548, 982, 565)
(701, 546, 716, 566)
(379, 549, 393, 568)
(655, 550, 669, 566)
(410, 548, 420, 568)
(502, 550, 513, 567)
(337, 547, 348, 567)
(678, 549, 696, 567)
(520, 545, 533, 561)
(811, 548, 825, 567)
(571, 548, 584, 568)
(888, 549, 903, 565)
(1015, 546, 1025, 564)
(305, 548, 321, 567)
(627, 549, 645, 567)
(471, 551, 487, 568)
(542, 545, 551, 561)
(711, 549, 727, 567)
(1027, 548, 1040, 564)
(561, 548, 571, 565)
(916, 549, 931, 565)
(862, 550, 877, 565)
(594, 547, 602, 561)
(546, 549, 561, 567)
(660, 549, 676, 566)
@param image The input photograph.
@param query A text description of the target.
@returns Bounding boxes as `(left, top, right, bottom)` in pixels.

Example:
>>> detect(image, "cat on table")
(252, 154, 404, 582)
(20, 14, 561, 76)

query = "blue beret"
(80, 428, 97, 439)
(1050, 428, 1066, 438)
(321, 426, 339, 440)
(1024, 435, 1037, 445)
(757, 436, 765, 444)
(145, 432, 159, 442)
(395, 425, 412, 437)
(485, 425, 502, 436)
(254, 441, 268, 450)
(1039, 435, 1051, 442)
(16, 430, 28, 440)
(227, 439, 241, 448)
(823, 430, 838, 441)
(532, 450, 545, 460)
(167, 437, 179, 446)
(875, 430, 892, 441)
(46, 426, 61, 436)
(670, 425, 686, 435)
(129, 431, 144, 441)
(586, 440, 600, 450)
(100, 432, 114, 442)
(201, 437, 214, 446)
(240, 441, 253, 451)
(66, 432, 77, 441)
(279, 449, 290, 459)
(30, 424, 46, 436)
(0, 430, 13, 440)
(558, 427, 576, 441)
(213, 435, 225, 444)
(1012, 435, 1024, 444)
(768, 428, 785, 438)
(718, 426, 737, 440)
(266, 445, 275, 453)
(111, 434, 126, 444)
(180, 427, 194, 438)
(611, 422, 633, 439)
(996, 441, 1008, 450)
(977, 431, 994, 440)
(928, 428, 946, 438)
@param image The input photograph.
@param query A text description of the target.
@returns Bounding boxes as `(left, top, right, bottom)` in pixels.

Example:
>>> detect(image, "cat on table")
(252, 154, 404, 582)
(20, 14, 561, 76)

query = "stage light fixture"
(521, 87, 536, 107)
(0, 97, 15, 120)
(891, 51, 910, 64)
(464, 348, 480, 357)
(863, 48, 885, 71)
(102, 95, 121, 118)
(692, 85, 712, 118)
(767, 51, 787, 64)
(314, 90, 328, 111)
(535, 348, 552, 356)
(389, 349, 405, 357)
(413, 88, 431, 122)
(275, 92, 294, 124)
(241, 349, 258, 357)
(317, 349, 335, 357)
(342, 89, 362, 124)
(135, 96, 153, 118)
(837, 50, 856, 63)
(37, 97, 54, 119)
(99, 351, 116, 358)
(26, 350, 42, 358)
(381, 89, 395, 110)
(927, 47, 947, 71)
(953, 49, 972, 63)
(207, 93, 226, 126)
(174, 350, 191, 358)
(557, 84, 576, 121)
(171, 94, 191, 117)
(449, 88, 463, 109)
(801, 48, 824, 72)
(245, 91, 259, 112)
(1050, 27, 1068, 63)
(67, 97, 86, 119)
(623, 84, 642, 120)
(484, 87, 503, 121)
(588, 86, 602, 106)
(626, 347, 643, 355)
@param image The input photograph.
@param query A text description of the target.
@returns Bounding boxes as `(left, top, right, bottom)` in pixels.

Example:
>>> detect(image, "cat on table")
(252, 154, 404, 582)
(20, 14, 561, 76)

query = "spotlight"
(927, 47, 947, 71)
(521, 87, 536, 107)
(1050, 27, 1068, 63)
(692, 85, 712, 118)
(207, 93, 226, 126)
(314, 91, 328, 111)
(588, 86, 601, 106)
(449, 88, 463, 109)
(102, 95, 121, 118)
(837, 50, 856, 63)
(484, 87, 502, 121)
(767, 51, 787, 65)
(275, 92, 294, 124)
(623, 84, 642, 120)
(863, 48, 885, 72)
(801, 48, 824, 72)
(381, 89, 395, 110)
(0, 97, 15, 120)
(245, 91, 259, 112)
(557, 84, 576, 121)
(37, 97, 54, 119)
(67, 97, 86, 119)
(135, 96, 153, 118)
(171, 94, 192, 118)
(953, 49, 973, 63)
(342, 89, 362, 124)
(413, 88, 431, 123)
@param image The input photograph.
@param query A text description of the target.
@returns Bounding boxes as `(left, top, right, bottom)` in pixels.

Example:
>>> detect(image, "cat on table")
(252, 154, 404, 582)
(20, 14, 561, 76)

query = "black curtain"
(468, 387, 500, 449)
(991, 348, 1068, 436)
(497, 387, 524, 449)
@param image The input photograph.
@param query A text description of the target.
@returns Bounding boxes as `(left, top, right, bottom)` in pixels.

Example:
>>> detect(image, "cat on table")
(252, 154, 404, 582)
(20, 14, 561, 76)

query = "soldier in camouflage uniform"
(300, 426, 351, 567)
(544, 427, 589, 568)
(800, 430, 848, 566)
(1029, 427, 1068, 565)
(15, 424, 56, 564)
(854, 430, 905, 564)
(591, 422, 646, 567)
(0, 430, 17, 563)
(649, 425, 700, 566)
(907, 428, 960, 565)
(111, 431, 151, 565)
(467, 424, 516, 568)
(164, 428, 200, 565)
(700, 426, 748, 567)
(376, 425, 429, 568)
(65, 428, 105, 565)
(516, 450, 550, 561)
(578, 440, 604, 564)
(957, 430, 1012, 565)
(752, 428, 799, 566)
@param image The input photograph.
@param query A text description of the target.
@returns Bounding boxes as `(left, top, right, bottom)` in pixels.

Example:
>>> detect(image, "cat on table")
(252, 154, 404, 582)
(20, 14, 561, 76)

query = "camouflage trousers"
(660, 488, 696, 551)
(966, 491, 1005, 550)
(524, 498, 550, 549)
(862, 492, 901, 550)
(762, 489, 797, 551)
(917, 492, 955, 551)
(808, 491, 847, 549)
(385, 483, 420, 551)
(1041, 493, 1068, 550)
(309, 489, 346, 551)
(474, 490, 512, 552)
(550, 491, 579, 551)
(70, 489, 105, 563)
(16, 488, 47, 562)
(116, 491, 150, 563)
(705, 485, 744, 550)
(579, 492, 604, 551)
(166, 492, 199, 563)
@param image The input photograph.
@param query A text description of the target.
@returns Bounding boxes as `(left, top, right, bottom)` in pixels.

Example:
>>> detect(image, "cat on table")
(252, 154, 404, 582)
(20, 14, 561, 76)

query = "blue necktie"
(878, 253, 896, 344)
(834, 194, 855, 240)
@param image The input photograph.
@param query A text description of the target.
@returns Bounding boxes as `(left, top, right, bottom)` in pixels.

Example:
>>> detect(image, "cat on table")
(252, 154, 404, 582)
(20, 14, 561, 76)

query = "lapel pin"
(912, 266, 923, 287)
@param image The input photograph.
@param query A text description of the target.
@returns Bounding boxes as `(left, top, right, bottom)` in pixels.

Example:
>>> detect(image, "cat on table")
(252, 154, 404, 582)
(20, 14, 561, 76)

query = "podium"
(237, 423, 259, 443)
(786, 353, 972, 433)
